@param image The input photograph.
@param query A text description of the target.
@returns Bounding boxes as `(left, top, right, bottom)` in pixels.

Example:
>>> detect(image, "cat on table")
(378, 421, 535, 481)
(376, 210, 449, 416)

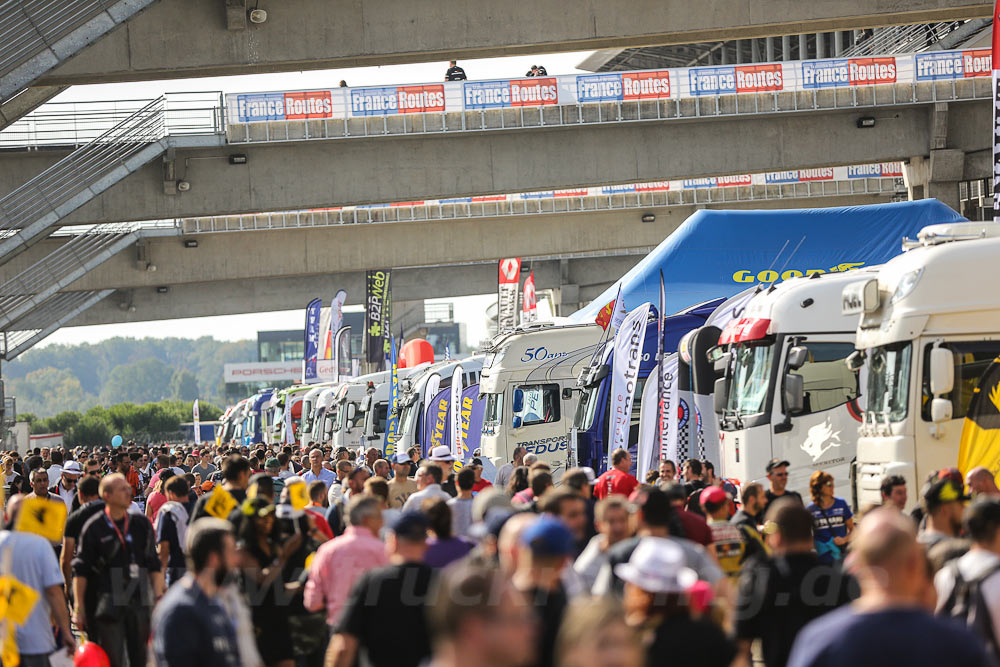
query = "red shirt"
(471, 479, 493, 493)
(676, 508, 713, 547)
(594, 468, 639, 500)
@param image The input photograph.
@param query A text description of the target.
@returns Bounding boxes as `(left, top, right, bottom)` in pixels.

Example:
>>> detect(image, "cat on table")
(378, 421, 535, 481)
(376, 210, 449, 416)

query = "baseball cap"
(614, 536, 698, 593)
(192, 450, 201, 457)
(62, 461, 83, 476)
(699, 486, 728, 507)
(429, 445, 454, 462)
(389, 511, 429, 541)
(581, 467, 596, 484)
(923, 468, 970, 510)
(394, 451, 412, 465)
(519, 516, 575, 557)
(265, 457, 280, 469)
(200, 480, 215, 492)
(766, 458, 791, 473)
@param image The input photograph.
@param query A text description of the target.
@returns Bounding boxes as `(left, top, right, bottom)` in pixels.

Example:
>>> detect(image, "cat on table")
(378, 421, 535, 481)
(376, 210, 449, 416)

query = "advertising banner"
(365, 270, 391, 365)
(330, 290, 347, 350)
(609, 303, 651, 469)
(384, 335, 399, 458)
(193, 399, 201, 445)
(424, 387, 451, 458)
(522, 271, 537, 324)
(497, 258, 521, 333)
(994, 0, 1000, 220)
(450, 365, 464, 463)
(303, 298, 322, 383)
(334, 326, 352, 381)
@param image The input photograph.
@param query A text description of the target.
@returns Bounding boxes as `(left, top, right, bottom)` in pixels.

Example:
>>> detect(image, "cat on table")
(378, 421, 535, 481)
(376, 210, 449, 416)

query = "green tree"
(98, 359, 174, 405)
(70, 414, 113, 447)
(8, 367, 96, 417)
(169, 370, 200, 401)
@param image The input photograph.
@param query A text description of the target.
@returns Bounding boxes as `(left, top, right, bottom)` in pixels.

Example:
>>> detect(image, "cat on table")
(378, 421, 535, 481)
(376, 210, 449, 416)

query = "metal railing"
(841, 22, 965, 57)
(0, 97, 164, 232)
(224, 77, 989, 144)
(0, 92, 222, 148)
(1, 288, 112, 359)
(0, 222, 136, 328)
(182, 176, 902, 234)
(1, 0, 113, 80)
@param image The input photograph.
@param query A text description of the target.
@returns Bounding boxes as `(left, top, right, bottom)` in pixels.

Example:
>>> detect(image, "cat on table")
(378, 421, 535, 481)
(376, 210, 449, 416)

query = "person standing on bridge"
(445, 60, 467, 81)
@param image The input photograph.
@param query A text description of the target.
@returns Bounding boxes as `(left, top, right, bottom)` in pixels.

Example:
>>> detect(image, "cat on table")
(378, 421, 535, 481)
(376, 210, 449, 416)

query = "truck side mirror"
(784, 373, 804, 414)
(323, 416, 332, 434)
(512, 388, 524, 414)
(512, 416, 523, 429)
(929, 347, 954, 395)
(713, 377, 728, 414)
(787, 346, 808, 371)
(360, 394, 372, 412)
(846, 349, 865, 372)
(931, 397, 953, 424)
(561, 387, 574, 400)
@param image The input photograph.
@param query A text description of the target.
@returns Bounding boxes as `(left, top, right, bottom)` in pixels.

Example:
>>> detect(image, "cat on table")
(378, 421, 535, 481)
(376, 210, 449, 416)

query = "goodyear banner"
(522, 271, 537, 324)
(575, 200, 965, 323)
(227, 49, 990, 125)
(303, 298, 322, 383)
(424, 387, 451, 458)
(365, 270, 391, 365)
(958, 356, 1000, 481)
(450, 365, 464, 463)
(497, 258, 521, 333)
(422, 384, 483, 460)
(609, 303, 651, 469)
(384, 335, 399, 458)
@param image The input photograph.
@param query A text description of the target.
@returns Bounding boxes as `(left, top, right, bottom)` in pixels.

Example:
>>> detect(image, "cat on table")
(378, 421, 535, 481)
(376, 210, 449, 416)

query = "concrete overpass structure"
(33, 0, 993, 86)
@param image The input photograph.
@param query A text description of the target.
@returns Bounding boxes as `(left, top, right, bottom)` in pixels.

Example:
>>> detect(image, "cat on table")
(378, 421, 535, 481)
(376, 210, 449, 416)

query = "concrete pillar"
(833, 31, 843, 56)
(765, 36, 775, 62)
(736, 39, 744, 64)
(816, 32, 826, 59)
(781, 35, 791, 61)
(903, 151, 965, 212)
(751, 38, 761, 62)
(799, 33, 809, 60)
(721, 42, 729, 65)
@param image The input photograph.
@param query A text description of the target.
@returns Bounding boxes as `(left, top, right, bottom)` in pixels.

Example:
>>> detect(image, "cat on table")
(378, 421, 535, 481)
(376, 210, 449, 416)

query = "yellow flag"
(204, 485, 237, 520)
(288, 482, 309, 511)
(1, 624, 18, 667)
(0, 575, 39, 627)
(958, 356, 1000, 485)
(14, 497, 66, 543)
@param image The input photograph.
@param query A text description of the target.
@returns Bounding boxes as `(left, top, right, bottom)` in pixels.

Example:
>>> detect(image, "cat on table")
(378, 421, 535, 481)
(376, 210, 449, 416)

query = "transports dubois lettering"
(521, 437, 568, 455)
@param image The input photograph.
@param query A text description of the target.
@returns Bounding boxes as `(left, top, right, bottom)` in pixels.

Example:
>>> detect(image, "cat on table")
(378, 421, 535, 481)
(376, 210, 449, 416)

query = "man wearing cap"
(388, 452, 417, 509)
(265, 457, 285, 496)
(594, 448, 639, 500)
(428, 445, 459, 497)
(326, 511, 436, 667)
(918, 468, 968, 550)
(512, 516, 574, 667)
(50, 460, 82, 510)
(701, 486, 762, 578)
(616, 536, 735, 667)
(762, 459, 802, 517)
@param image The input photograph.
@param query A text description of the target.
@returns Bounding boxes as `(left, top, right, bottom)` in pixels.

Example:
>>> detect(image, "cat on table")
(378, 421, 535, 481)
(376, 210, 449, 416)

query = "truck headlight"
(890, 268, 922, 305)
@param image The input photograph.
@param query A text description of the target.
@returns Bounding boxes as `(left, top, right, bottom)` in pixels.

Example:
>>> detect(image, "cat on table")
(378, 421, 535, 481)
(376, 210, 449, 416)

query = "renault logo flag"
(959, 355, 1000, 482)
(497, 258, 521, 332)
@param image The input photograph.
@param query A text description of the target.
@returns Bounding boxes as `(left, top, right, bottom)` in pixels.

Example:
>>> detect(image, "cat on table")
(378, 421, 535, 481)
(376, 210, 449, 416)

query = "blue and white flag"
(303, 298, 322, 383)
(384, 335, 400, 458)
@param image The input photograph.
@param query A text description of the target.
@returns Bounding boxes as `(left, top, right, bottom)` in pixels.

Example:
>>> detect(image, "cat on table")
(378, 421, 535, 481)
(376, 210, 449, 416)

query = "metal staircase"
(0, 96, 168, 264)
(0, 288, 113, 359)
(0, 0, 160, 103)
(841, 21, 968, 57)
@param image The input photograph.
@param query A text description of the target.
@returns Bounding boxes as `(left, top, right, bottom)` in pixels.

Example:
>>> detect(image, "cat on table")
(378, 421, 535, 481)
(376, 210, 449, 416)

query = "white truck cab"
(396, 357, 484, 455)
(328, 371, 389, 451)
(846, 222, 1000, 511)
(715, 270, 874, 499)
(360, 364, 433, 447)
(479, 321, 602, 474)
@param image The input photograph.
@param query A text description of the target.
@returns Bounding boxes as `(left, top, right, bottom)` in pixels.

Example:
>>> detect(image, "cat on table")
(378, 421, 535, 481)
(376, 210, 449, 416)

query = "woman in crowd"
(806, 470, 854, 564)
(506, 465, 530, 498)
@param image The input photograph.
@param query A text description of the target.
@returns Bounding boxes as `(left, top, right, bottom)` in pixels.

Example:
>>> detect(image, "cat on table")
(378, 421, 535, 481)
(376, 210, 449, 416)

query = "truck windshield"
(789, 342, 859, 414)
(483, 392, 503, 436)
(573, 385, 601, 431)
(399, 400, 417, 436)
(920, 341, 1000, 421)
(867, 342, 912, 423)
(373, 402, 388, 436)
(727, 342, 775, 416)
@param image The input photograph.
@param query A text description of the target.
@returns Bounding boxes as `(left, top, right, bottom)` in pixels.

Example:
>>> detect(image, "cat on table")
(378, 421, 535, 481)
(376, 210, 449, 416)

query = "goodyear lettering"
(732, 262, 866, 284)
(430, 398, 448, 449)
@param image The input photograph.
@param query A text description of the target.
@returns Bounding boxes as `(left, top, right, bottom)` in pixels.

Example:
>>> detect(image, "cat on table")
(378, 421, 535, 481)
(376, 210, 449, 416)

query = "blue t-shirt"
(807, 497, 852, 560)
(0, 531, 63, 655)
(787, 606, 993, 667)
(152, 577, 241, 667)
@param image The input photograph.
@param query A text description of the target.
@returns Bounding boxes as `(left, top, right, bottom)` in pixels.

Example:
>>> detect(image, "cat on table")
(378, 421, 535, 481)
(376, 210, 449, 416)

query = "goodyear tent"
(958, 356, 1000, 481)
(574, 200, 965, 321)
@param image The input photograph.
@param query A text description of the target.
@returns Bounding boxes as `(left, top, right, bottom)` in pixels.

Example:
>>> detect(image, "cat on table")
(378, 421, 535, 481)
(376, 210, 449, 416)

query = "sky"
(38, 51, 591, 347)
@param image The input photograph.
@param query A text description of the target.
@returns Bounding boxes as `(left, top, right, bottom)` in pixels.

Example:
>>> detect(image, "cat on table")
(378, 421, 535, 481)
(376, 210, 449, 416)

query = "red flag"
(522, 271, 537, 320)
(595, 299, 616, 330)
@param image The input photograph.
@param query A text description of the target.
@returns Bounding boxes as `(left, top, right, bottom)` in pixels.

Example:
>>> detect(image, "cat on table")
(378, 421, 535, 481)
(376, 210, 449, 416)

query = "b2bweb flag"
(365, 270, 391, 365)
(497, 258, 521, 332)
(522, 271, 537, 323)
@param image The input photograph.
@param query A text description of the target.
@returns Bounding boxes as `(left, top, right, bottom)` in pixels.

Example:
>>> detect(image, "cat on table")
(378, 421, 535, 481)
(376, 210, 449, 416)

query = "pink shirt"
(146, 491, 167, 522)
(304, 525, 388, 624)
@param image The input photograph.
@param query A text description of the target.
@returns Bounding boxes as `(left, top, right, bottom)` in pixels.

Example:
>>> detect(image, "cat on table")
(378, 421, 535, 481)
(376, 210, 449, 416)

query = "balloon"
(111, 435, 123, 448)
(75, 641, 111, 667)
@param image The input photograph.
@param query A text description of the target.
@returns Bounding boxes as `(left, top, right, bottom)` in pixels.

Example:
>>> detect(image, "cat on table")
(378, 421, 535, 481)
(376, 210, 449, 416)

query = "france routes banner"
(365, 270, 391, 364)
(609, 303, 651, 469)
(303, 298, 322, 383)
(497, 258, 521, 333)
(522, 271, 537, 324)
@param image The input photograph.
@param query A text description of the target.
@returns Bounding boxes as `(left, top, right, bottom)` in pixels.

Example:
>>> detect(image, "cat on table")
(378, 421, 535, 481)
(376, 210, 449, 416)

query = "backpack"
(938, 558, 1000, 657)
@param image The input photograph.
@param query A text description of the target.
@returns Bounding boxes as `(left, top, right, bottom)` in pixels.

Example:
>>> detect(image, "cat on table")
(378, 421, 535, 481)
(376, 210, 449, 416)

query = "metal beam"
(2, 289, 112, 359)
(0, 102, 983, 226)
(37, 0, 992, 85)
